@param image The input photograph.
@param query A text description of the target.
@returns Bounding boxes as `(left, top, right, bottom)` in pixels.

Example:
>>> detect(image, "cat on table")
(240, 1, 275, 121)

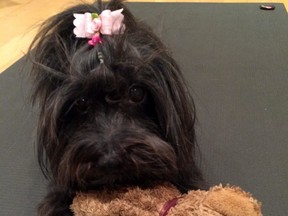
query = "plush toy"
(71, 183, 262, 216)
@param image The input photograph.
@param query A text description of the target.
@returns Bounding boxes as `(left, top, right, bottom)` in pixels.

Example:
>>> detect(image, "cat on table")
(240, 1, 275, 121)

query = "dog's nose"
(97, 152, 123, 171)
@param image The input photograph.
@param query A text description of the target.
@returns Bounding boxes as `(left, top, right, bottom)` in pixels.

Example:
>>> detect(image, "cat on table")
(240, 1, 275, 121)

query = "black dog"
(29, 0, 203, 215)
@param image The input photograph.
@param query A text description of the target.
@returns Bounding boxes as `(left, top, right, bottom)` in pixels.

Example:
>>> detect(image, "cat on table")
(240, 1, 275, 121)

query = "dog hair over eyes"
(29, 0, 204, 215)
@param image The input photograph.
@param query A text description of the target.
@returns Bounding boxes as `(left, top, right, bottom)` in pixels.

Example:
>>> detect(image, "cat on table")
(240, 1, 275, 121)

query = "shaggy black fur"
(29, 0, 204, 215)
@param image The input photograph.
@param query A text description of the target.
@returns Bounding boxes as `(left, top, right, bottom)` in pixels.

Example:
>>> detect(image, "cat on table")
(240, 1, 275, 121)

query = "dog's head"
(29, 0, 203, 193)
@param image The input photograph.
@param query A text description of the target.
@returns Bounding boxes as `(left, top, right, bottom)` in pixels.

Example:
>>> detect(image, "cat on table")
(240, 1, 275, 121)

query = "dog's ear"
(28, 2, 101, 178)
(148, 54, 204, 191)
(29, 3, 95, 178)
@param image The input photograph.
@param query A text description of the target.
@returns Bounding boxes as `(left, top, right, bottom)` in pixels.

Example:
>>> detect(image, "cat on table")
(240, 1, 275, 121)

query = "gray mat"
(1, 3, 288, 216)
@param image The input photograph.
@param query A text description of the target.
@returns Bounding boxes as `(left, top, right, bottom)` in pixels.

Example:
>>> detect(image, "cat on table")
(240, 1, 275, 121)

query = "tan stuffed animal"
(71, 183, 262, 216)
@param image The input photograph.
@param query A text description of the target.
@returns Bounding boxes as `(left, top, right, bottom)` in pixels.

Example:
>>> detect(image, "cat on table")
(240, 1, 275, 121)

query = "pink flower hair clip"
(73, 8, 125, 46)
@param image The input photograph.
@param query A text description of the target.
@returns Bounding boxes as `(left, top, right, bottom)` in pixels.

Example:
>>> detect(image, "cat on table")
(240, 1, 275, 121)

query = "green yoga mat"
(1, 3, 288, 215)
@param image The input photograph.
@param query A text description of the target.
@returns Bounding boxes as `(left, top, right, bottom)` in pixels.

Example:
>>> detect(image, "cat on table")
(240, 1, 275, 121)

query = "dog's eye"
(75, 97, 89, 112)
(129, 86, 146, 103)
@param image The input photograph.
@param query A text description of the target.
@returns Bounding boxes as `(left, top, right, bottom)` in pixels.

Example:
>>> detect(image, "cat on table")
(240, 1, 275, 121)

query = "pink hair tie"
(73, 8, 125, 46)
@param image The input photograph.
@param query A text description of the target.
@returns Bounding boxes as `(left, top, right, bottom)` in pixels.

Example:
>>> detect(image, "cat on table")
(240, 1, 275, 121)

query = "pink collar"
(159, 197, 182, 216)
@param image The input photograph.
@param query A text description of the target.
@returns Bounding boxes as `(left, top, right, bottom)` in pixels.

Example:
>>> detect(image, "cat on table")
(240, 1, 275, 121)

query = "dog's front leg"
(38, 187, 74, 216)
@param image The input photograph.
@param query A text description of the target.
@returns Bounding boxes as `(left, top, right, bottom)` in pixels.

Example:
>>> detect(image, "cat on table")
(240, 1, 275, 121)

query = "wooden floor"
(0, 0, 287, 73)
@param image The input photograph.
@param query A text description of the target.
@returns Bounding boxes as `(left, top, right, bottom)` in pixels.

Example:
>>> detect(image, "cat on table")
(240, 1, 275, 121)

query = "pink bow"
(73, 9, 125, 45)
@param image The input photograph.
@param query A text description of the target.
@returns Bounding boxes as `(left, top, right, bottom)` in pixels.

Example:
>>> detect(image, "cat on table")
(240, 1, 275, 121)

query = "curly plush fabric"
(70, 183, 262, 216)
